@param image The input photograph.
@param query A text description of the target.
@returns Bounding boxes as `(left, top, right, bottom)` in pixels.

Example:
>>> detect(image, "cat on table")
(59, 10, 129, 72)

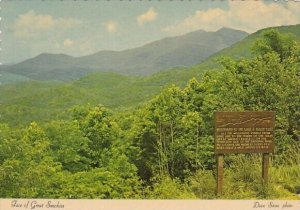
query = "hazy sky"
(1, 0, 299, 64)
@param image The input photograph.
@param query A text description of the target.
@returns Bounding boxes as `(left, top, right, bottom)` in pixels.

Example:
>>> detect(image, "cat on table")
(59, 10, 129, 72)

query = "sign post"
(216, 154, 224, 196)
(214, 111, 275, 195)
(262, 153, 270, 184)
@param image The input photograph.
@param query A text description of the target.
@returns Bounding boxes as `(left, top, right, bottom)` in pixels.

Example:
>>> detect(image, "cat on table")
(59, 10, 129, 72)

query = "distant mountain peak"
(217, 27, 233, 31)
(216, 27, 248, 35)
(186, 28, 207, 34)
(35, 53, 74, 58)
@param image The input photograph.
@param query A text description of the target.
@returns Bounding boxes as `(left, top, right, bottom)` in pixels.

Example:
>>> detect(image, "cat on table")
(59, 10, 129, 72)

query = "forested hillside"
(0, 29, 299, 199)
(0, 68, 206, 127)
(202, 24, 300, 65)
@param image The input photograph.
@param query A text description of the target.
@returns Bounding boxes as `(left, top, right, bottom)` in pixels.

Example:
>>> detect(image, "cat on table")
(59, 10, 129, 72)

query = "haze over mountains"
(0, 27, 248, 82)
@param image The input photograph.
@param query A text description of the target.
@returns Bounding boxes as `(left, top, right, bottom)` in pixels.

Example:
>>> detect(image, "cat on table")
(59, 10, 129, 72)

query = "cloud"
(163, 1, 300, 35)
(12, 10, 81, 38)
(137, 7, 158, 26)
(104, 21, 117, 33)
(63, 38, 74, 47)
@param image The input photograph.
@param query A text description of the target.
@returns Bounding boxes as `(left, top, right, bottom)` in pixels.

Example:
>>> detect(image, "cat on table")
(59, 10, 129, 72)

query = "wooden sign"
(215, 111, 275, 154)
(214, 111, 275, 196)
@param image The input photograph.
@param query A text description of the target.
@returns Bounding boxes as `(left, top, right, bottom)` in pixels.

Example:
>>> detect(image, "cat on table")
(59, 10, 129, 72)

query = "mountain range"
(1, 24, 299, 126)
(0, 27, 248, 82)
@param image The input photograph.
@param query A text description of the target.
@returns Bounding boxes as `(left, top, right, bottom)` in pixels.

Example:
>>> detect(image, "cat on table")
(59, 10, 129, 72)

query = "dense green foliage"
(0, 29, 299, 199)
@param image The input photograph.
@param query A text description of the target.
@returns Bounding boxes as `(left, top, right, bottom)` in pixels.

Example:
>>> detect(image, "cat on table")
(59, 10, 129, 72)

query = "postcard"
(0, 0, 299, 210)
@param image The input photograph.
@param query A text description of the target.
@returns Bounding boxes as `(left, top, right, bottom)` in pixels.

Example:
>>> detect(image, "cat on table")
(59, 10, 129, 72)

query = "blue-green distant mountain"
(0, 28, 248, 82)
(0, 71, 31, 85)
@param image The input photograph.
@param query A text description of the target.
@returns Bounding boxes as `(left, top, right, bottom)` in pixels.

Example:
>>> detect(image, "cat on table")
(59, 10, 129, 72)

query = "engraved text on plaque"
(215, 111, 275, 154)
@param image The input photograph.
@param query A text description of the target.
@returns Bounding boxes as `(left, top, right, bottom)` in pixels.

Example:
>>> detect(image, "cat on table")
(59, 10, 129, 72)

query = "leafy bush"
(188, 169, 216, 199)
(146, 176, 196, 199)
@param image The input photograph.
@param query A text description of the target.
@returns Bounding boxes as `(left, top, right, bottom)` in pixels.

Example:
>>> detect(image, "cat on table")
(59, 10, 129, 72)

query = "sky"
(1, 0, 299, 64)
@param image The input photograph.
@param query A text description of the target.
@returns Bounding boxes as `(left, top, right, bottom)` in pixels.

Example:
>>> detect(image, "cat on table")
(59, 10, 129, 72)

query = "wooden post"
(217, 154, 224, 196)
(262, 153, 269, 185)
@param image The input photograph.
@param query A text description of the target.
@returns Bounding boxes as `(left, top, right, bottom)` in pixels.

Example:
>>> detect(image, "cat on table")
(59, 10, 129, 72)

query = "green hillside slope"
(203, 24, 300, 65)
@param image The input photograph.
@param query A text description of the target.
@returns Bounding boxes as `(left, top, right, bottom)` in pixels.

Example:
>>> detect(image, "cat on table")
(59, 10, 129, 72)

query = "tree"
(44, 120, 91, 172)
(73, 105, 120, 168)
(0, 122, 65, 197)
(252, 29, 299, 62)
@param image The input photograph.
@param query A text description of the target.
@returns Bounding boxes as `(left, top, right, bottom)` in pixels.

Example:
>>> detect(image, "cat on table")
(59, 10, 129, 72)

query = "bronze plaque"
(214, 111, 275, 154)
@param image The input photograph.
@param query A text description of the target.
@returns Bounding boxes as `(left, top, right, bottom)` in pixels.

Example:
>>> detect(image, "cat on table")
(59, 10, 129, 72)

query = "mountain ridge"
(1, 28, 248, 81)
